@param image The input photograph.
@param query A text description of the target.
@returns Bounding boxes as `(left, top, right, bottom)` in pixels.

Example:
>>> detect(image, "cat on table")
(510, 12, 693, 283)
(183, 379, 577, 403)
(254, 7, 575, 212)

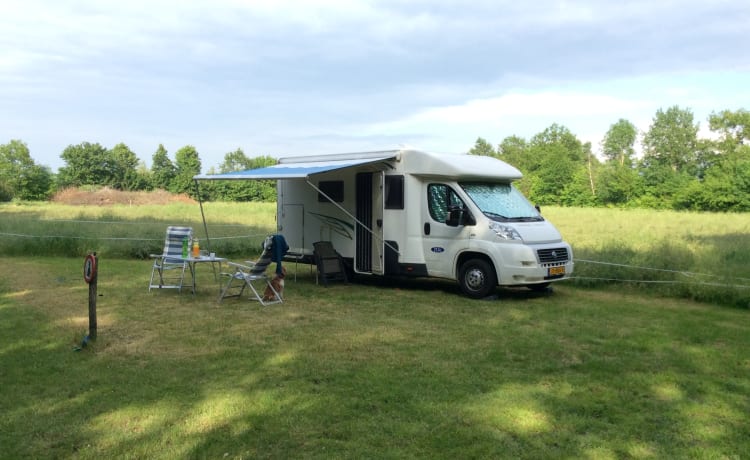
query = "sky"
(1, 0, 749, 172)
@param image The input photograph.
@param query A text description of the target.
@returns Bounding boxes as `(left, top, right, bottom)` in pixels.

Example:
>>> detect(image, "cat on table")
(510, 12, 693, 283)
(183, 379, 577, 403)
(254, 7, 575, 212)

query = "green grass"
(0, 201, 277, 259)
(0, 257, 748, 459)
(0, 202, 749, 457)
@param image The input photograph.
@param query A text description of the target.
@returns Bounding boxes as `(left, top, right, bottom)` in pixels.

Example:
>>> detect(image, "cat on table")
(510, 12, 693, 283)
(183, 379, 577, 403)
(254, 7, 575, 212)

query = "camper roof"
(399, 150, 523, 180)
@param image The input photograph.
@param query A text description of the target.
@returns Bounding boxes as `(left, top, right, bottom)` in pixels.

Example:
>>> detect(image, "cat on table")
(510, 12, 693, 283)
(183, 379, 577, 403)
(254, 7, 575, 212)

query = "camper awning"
(194, 155, 396, 181)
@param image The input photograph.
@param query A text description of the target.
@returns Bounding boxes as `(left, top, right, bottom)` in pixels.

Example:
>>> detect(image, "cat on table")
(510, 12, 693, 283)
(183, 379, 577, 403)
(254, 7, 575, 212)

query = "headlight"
(489, 222, 522, 241)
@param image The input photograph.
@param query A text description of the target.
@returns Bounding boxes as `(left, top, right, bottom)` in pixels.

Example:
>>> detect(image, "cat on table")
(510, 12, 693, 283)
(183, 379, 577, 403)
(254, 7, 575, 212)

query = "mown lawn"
(1, 256, 748, 459)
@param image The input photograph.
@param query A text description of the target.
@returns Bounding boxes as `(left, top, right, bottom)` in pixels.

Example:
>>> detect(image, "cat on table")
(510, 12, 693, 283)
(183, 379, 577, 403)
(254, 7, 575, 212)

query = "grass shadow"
(1, 258, 749, 458)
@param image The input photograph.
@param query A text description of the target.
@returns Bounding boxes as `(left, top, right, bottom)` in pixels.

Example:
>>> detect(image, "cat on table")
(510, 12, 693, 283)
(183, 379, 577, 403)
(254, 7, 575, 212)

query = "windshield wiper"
(485, 212, 543, 222)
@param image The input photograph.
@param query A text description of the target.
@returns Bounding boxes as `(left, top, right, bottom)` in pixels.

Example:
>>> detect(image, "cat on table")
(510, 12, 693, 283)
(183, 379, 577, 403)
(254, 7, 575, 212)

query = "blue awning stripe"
(194, 156, 394, 180)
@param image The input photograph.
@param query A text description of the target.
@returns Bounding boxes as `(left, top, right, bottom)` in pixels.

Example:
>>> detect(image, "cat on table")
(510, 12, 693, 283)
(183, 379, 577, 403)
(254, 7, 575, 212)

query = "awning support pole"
(194, 179, 212, 253)
(305, 179, 400, 256)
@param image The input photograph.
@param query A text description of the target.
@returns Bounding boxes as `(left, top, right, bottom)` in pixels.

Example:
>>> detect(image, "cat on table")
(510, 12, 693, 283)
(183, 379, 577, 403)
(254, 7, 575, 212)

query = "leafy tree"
(601, 119, 637, 166)
(207, 149, 277, 202)
(136, 161, 153, 191)
(497, 135, 532, 195)
(597, 162, 642, 205)
(560, 164, 598, 206)
(242, 154, 277, 202)
(0, 177, 9, 201)
(0, 139, 53, 201)
(497, 135, 528, 168)
(171, 145, 202, 197)
(641, 106, 699, 174)
(658, 108, 750, 211)
(468, 107, 750, 211)
(18, 164, 53, 201)
(525, 124, 587, 205)
(674, 161, 750, 212)
(109, 142, 146, 190)
(709, 108, 750, 150)
(708, 109, 750, 165)
(637, 161, 694, 209)
(151, 144, 176, 191)
(219, 148, 254, 173)
(468, 137, 496, 157)
(57, 142, 110, 188)
(682, 108, 750, 211)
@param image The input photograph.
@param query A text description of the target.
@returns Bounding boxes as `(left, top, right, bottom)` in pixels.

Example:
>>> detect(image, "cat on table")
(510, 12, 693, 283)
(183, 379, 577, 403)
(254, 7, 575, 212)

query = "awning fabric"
(194, 155, 395, 181)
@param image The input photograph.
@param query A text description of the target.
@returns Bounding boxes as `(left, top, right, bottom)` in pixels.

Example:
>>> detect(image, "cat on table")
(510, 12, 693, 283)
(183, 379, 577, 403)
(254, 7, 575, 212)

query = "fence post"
(84, 253, 98, 340)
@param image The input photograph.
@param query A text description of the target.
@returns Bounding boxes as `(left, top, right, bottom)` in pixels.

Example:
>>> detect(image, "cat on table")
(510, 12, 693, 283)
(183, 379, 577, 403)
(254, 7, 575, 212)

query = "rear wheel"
(458, 258, 496, 299)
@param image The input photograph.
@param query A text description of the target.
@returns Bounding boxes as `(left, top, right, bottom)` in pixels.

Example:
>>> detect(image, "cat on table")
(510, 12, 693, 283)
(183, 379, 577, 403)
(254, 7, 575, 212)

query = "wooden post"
(84, 253, 98, 340)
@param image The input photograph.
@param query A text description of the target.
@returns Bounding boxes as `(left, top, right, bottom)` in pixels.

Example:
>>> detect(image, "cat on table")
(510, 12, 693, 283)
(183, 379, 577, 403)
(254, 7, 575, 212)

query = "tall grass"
(0, 202, 277, 259)
(1, 203, 748, 307)
(544, 207, 750, 308)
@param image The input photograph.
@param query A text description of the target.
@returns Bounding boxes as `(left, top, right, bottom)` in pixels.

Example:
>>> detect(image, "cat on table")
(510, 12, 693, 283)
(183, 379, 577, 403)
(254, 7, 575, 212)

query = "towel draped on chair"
(270, 234, 289, 275)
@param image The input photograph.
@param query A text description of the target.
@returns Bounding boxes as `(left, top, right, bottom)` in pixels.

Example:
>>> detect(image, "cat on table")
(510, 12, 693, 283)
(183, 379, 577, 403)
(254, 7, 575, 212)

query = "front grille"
(537, 247, 569, 264)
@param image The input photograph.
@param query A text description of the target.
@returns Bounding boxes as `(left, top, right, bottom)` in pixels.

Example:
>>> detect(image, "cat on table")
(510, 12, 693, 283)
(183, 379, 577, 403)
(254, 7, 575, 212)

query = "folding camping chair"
(219, 234, 288, 306)
(313, 241, 348, 286)
(149, 226, 193, 292)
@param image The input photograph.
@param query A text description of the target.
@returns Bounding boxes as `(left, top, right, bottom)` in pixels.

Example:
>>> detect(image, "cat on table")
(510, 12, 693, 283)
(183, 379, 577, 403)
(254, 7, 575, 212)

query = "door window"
(428, 184, 465, 223)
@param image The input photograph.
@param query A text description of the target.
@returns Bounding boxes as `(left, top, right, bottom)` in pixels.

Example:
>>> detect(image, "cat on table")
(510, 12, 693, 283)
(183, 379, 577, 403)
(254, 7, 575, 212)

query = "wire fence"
(572, 258, 750, 288)
(0, 217, 273, 259)
(0, 232, 267, 242)
(1, 218, 749, 304)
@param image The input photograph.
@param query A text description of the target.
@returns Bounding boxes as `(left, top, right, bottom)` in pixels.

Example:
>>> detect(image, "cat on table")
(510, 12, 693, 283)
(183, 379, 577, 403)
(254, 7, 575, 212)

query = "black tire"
(458, 258, 497, 299)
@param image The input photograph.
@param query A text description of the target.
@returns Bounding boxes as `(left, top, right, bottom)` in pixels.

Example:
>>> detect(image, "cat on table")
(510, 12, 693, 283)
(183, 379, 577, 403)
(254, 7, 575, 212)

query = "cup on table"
(209, 252, 216, 259)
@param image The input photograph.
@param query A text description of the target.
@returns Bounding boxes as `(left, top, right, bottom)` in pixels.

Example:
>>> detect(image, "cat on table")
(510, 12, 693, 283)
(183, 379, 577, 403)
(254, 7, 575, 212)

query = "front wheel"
(458, 259, 497, 299)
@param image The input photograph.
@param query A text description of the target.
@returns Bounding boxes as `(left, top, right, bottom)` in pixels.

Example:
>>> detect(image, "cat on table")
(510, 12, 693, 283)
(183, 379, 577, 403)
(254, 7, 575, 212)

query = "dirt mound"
(52, 187, 196, 205)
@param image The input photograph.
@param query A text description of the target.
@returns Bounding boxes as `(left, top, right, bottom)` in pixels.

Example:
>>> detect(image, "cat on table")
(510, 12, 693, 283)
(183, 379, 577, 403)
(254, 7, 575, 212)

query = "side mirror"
(535, 204, 541, 214)
(446, 207, 464, 227)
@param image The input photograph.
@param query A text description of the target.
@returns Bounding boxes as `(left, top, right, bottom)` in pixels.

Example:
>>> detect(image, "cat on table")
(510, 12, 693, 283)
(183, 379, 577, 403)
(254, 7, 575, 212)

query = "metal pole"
(88, 254, 98, 340)
(194, 179, 212, 253)
(305, 179, 400, 255)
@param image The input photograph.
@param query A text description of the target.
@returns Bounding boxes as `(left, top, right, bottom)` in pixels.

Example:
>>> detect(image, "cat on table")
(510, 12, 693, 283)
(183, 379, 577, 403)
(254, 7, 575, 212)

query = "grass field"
(0, 203, 749, 458)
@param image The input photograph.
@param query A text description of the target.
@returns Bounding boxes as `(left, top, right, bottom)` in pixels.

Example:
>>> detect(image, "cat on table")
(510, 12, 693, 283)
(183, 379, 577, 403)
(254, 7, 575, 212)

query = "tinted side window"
(384, 175, 404, 209)
(317, 181, 344, 202)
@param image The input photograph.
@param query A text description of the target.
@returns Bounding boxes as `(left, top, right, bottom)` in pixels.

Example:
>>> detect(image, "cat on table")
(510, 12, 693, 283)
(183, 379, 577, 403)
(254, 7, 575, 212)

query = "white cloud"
(361, 90, 651, 148)
(1, 0, 748, 169)
(413, 92, 645, 122)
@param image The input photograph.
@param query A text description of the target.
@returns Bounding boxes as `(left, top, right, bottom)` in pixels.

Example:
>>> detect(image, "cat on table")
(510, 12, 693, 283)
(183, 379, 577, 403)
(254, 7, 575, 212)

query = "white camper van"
(197, 149, 573, 298)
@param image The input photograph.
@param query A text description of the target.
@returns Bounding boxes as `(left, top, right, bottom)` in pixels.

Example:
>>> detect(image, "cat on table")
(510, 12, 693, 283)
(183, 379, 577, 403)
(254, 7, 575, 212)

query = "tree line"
(0, 142, 277, 202)
(470, 106, 750, 211)
(1, 105, 748, 211)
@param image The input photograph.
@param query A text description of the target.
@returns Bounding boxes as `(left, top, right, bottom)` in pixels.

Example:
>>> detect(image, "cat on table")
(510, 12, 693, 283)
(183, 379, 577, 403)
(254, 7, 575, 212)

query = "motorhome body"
(196, 149, 573, 298)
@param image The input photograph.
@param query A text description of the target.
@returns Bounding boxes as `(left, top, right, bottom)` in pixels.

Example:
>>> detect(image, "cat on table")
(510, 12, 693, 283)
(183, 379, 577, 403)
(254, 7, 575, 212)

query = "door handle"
(424, 222, 430, 235)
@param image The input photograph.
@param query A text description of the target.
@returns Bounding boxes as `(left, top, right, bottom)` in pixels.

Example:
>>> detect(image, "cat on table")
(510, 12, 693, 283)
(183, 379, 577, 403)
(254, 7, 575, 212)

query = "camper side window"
(317, 181, 344, 202)
(384, 175, 404, 209)
(428, 184, 464, 223)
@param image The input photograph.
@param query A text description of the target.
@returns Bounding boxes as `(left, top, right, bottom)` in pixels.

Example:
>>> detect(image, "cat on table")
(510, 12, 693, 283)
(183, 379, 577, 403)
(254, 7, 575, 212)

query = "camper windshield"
(460, 183, 542, 222)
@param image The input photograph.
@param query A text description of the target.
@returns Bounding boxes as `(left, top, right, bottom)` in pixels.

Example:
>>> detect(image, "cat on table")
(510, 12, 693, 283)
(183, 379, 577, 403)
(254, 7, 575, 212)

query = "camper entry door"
(355, 172, 384, 275)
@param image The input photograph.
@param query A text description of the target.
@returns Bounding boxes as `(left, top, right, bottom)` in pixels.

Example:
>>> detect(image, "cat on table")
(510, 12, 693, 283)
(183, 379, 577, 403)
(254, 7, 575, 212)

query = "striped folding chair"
(149, 226, 193, 292)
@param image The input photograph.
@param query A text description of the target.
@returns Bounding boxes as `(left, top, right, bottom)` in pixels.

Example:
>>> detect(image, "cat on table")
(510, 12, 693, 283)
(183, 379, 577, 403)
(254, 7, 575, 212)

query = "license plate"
(548, 266, 565, 276)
